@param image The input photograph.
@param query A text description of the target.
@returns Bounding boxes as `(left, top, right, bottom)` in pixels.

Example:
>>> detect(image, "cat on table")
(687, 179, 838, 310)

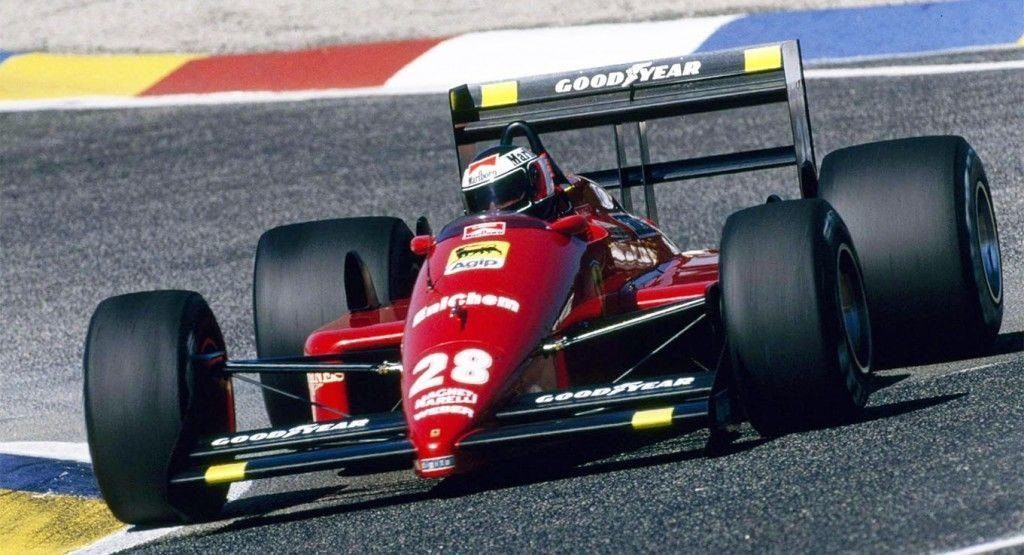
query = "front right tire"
(721, 199, 872, 436)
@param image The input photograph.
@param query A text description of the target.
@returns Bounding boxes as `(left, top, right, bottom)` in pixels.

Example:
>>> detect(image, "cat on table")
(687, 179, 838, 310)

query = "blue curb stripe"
(0, 454, 102, 498)
(0, 51, 14, 65)
(697, 0, 1024, 60)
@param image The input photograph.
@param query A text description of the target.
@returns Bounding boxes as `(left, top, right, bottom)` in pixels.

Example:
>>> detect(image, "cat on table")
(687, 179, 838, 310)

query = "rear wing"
(449, 40, 816, 222)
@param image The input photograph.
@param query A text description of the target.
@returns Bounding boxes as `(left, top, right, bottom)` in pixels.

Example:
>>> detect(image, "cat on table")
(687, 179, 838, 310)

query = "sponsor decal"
(554, 60, 701, 94)
(534, 377, 696, 404)
(467, 154, 497, 174)
(419, 455, 456, 473)
(307, 372, 344, 393)
(411, 291, 520, 327)
(609, 243, 659, 268)
(408, 350, 491, 422)
(414, 387, 478, 410)
(414, 405, 475, 421)
(408, 349, 492, 399)
(462, 147, 536, 189)
(444, 240, 509, 275)
(210, 419, 369, 447)
(463, 221, 506, 239)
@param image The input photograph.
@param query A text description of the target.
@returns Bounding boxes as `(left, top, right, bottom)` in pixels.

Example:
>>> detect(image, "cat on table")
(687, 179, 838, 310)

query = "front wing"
(173, 372, 726, 486)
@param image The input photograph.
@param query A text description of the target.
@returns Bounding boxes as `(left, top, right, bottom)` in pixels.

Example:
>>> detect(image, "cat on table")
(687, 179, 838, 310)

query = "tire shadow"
(179, 479, 435, 538)
(859, 392, 967, 423)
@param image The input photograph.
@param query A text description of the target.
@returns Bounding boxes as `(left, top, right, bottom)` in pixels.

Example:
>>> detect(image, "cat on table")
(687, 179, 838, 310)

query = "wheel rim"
(837, 244, 871, 373)
(975, 181, 1002, 304)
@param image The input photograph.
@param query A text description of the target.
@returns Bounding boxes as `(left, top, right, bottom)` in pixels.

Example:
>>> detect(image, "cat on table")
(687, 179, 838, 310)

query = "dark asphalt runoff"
(1, 50, 1022, 553)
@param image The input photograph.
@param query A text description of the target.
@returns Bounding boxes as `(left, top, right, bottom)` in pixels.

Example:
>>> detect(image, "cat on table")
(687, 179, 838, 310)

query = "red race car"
(83, 41, 1004, 524)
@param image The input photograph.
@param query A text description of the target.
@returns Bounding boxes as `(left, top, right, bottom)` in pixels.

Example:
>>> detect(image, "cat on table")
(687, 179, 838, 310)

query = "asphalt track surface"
(1, 50, 1023, 552)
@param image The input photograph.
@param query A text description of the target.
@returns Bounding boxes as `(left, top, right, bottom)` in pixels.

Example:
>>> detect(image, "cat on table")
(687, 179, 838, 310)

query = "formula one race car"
(83, 41, 1004, 524)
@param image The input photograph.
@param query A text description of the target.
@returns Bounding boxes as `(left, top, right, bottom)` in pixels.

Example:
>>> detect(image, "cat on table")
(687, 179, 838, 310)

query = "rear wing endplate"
(449, 40, 816, 221)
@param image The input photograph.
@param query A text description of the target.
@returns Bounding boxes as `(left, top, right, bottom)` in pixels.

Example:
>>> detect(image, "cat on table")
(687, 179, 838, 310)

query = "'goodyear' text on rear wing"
(449, 40, 816, 221)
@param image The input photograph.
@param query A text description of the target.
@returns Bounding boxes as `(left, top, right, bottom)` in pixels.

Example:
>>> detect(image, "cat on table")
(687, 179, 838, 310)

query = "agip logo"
(444, 241, 509, 275)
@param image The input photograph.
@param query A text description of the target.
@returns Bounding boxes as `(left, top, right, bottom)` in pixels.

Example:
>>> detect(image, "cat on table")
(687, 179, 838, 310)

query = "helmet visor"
(463, 168, 532, 213)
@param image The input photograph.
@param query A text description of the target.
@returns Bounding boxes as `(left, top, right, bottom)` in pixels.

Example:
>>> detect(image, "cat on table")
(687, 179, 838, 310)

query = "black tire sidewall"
(253, 217, 413, 425)
(819, 136, 1003, 358)
(722, 200, 871, 436)
(955, 144, 1003, 346)
(84, 291, 231, 524)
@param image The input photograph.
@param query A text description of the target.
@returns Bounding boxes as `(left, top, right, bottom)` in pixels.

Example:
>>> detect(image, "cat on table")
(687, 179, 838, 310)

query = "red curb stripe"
(141, 38, 442, 95)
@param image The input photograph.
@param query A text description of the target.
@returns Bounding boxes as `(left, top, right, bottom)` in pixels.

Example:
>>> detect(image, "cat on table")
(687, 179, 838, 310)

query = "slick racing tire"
(254, 217, 414, 426)
(819, 136, 1002, 360)
(721, 199, 873, 437)
(84, 290, 233, 524)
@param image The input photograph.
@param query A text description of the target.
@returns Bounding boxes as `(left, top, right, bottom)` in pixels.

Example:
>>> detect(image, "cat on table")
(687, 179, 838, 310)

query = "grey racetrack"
(2, 50, 1022, 553)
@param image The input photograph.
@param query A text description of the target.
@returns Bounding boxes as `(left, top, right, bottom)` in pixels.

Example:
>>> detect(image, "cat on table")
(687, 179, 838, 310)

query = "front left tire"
(253, 217, 415, 426)
(84, 290, 233, 524)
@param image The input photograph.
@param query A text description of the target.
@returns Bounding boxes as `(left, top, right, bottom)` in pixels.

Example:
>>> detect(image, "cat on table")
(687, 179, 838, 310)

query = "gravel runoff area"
(0, 0, 918, 53)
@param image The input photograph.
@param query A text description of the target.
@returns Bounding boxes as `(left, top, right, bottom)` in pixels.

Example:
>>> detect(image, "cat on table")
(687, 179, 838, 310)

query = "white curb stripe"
(0, 86, 430, 113)
(0, 441, 92, 463)
(386, 15, 739, 91)
(805, 59, 1024, 79)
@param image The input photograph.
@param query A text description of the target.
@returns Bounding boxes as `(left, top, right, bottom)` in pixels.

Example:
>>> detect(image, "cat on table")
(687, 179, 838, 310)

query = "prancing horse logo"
(455, 244, 502, 259)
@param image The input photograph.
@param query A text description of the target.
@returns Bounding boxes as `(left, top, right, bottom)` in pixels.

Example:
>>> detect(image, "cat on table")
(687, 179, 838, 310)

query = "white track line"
(0, 86, 433, 113)
(804, 59, 1024, 79)
(937, 360, 1006, 380)
(0, 58, 1020, 113)
(0, 440, 91, 463)
(940, 532, 1024, 555)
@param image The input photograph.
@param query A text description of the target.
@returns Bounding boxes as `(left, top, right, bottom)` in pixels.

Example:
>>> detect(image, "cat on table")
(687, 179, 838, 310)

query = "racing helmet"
(460, 122, 559, 218)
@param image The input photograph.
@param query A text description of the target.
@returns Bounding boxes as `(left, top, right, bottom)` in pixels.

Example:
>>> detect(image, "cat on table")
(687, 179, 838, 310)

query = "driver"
(460, 122, 564, 220)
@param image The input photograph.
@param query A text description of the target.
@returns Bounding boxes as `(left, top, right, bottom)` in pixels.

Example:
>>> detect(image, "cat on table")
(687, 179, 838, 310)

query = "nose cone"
(401, 215, 587, 477)
(406, 341, 507, 477)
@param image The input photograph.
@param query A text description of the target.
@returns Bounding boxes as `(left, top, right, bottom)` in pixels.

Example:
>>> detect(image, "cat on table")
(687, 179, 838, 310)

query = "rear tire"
(721, 200, 872, 437)
(253, 217, 414, 426)
(819, 136, 1002, 360)
(84, 290, 233, 524)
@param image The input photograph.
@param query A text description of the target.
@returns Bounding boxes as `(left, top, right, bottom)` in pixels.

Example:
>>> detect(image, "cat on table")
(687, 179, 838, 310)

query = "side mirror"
(410, 235, 435, 256)
(549, 214, 589, 238)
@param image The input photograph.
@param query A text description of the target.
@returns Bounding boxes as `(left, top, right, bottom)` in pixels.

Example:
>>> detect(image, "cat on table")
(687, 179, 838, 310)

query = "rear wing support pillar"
(636, 121, 658, 223)
(782, 41, 817, 198)
(613, 124, 634, 213)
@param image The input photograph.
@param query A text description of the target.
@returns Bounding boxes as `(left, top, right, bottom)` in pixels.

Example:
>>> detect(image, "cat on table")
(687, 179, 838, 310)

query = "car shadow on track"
(860, 392, 967, 423)
(182, 389, 966, 536)
(175, 479, 438, 539)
